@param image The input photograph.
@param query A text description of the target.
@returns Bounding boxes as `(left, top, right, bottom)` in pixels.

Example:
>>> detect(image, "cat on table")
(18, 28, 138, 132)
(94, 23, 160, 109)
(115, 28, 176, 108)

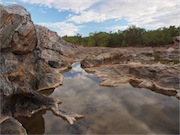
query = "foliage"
(62, 25, 179, 47)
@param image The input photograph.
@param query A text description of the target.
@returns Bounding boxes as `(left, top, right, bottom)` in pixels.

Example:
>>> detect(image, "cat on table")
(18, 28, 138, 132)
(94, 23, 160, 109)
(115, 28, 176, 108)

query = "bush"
(62, 25, 179, 47)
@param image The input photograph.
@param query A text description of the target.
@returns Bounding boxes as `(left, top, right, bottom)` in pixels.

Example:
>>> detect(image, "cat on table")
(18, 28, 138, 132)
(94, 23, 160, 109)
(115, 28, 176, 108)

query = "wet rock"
(0, 117, 27, 135)
(17, 110, 46, 134)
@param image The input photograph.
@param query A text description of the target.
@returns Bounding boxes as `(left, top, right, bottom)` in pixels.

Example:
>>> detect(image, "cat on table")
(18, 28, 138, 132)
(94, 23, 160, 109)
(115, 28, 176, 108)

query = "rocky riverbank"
(0, 4, 81, 134)
(77, 46, 180, 99)
(0, 4, 179, 135)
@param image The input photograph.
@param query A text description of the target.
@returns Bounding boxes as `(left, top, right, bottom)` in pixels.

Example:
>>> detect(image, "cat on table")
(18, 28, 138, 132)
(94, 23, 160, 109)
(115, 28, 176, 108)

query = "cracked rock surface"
(78, 46, 180, 99)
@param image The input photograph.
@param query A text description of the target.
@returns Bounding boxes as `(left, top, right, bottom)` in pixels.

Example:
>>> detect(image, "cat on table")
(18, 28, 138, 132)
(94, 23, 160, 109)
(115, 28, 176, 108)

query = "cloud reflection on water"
(18, 62, 179, 134)
(45, 62, 179, 134)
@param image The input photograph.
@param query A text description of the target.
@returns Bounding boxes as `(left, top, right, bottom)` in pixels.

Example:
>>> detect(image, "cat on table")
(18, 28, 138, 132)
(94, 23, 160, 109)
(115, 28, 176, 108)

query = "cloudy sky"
(1, 0, 179, 36)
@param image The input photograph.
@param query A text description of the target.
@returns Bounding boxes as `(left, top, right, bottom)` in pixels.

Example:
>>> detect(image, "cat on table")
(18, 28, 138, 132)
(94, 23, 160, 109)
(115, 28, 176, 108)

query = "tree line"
(62, 25, 179, 47)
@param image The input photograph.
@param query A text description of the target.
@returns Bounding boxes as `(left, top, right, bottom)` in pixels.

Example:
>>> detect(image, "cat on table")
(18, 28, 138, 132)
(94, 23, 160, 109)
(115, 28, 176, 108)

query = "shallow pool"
(18, 62, 179, 134)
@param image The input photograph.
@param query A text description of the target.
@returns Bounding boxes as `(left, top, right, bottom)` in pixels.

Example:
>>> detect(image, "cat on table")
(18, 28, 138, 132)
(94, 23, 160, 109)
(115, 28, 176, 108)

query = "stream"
(18, 62, 179, 134)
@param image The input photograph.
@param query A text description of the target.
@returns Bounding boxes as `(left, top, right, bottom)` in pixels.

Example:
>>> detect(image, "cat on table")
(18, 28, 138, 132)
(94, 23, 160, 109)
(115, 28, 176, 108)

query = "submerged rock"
(0, 117, 27, 135)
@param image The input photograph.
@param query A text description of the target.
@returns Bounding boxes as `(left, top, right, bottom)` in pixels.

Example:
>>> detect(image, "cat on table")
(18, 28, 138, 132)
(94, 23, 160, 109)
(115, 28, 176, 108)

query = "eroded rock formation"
(0, 4, 77, 96)
(79, 46, 180, 99)
(0, 4, 36, 54)
(0, 3, 179, 135)
(0, 4, 82, 134)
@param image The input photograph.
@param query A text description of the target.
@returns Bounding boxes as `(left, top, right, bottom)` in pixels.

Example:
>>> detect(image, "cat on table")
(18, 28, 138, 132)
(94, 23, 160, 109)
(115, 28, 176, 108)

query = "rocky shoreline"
(0, 4, 179, 134)
(77, 46, 180, 99)
(0, 4, 81, 134)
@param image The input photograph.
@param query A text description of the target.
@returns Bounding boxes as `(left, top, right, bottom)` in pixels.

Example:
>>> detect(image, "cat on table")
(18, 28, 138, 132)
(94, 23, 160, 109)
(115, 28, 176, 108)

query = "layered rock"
(0, 4, 37, 54)
(79, 46, 180, 99)
(0, 4, 77, 96)
(0, 4, 82, 134)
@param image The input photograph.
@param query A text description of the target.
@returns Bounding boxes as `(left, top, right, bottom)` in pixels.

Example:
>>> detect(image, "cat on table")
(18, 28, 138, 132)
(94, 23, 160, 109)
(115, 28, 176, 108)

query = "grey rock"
(0, 117, 27, 135)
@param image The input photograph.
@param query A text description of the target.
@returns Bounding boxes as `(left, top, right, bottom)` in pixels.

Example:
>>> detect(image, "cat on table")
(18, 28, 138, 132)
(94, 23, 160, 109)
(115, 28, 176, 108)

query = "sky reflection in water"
(19, 62, 179, 134)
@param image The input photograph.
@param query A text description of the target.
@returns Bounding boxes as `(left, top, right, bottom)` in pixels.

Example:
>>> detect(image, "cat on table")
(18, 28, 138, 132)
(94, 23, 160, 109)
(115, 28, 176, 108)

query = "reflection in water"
(17, 110, 46, 135)
(19, 62, 179, 134)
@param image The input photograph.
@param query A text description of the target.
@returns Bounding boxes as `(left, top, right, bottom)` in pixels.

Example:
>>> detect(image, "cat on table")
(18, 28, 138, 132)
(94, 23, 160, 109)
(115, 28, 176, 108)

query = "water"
(18, 62, 179, 134)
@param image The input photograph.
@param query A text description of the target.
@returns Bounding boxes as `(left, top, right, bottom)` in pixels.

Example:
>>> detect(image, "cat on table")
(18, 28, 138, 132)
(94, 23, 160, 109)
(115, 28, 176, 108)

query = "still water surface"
(18, 62, 179, 134)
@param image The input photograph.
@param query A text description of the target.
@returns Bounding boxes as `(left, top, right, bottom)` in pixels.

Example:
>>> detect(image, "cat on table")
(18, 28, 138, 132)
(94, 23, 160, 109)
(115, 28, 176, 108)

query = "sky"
(1, 0, 179, 37)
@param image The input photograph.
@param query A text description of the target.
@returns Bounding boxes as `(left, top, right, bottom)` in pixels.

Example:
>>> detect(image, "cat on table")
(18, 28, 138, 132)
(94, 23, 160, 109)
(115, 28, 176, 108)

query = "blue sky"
(1, 0, 179, 37)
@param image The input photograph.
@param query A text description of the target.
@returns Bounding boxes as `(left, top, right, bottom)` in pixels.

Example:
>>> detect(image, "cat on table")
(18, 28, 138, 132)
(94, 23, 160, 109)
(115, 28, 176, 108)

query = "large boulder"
(0, 4, 82, 134)
(0, 4, 37, 54)
(0, 4, 77, 96)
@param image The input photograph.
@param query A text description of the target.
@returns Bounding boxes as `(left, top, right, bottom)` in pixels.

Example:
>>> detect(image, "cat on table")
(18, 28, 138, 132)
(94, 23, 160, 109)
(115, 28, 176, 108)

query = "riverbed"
(18, 62, 179, 134)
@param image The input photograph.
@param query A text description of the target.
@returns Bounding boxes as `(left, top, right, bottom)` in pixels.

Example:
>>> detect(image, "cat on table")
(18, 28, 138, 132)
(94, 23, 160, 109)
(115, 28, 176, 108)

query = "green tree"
(122, 25, 146, 45)
(62, 25, 179, 47)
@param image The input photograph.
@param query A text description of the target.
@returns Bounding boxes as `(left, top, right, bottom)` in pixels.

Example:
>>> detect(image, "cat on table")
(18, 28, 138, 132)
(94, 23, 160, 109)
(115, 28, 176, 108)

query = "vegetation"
(62, 25, 179, 47)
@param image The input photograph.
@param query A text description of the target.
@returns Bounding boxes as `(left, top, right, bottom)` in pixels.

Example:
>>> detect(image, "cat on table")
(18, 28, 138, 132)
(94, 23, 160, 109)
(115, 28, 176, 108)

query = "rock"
(153, 48, 180, 63)
(80, 47, 165, 68)
(0, 53, 27, 96)
(35, 25, 77, 69)
(81, 52, 126, 68)
(173, 36, 180, 45)
(0, 4, 37, 54)
(0, 4, 83, 134)
(0, 117, 27, 135)
(17, 110, 46, 134)
(35, 25, 76, 56)
(79, 47, 180, 98)
(129, 79, 178, 97)
(87, 63, 180, 97)
(34, 59, 64, 91)
(0, 4, 77, 95)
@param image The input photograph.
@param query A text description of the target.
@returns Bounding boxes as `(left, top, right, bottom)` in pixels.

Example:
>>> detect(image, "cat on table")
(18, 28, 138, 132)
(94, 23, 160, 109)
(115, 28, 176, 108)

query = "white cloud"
(4, 1, 18, 4)
(0, 0, 3, 4)
(20, 0, 179, 34)
(20, 0, 101, 13)
(37, 21, 82, 36)
(68, 0, 179, 28)
(69, 11, 111, 24)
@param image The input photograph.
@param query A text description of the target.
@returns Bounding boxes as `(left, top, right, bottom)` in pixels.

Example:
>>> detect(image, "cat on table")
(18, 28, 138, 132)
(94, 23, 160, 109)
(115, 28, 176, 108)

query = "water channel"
(18, 62, 179, 134)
